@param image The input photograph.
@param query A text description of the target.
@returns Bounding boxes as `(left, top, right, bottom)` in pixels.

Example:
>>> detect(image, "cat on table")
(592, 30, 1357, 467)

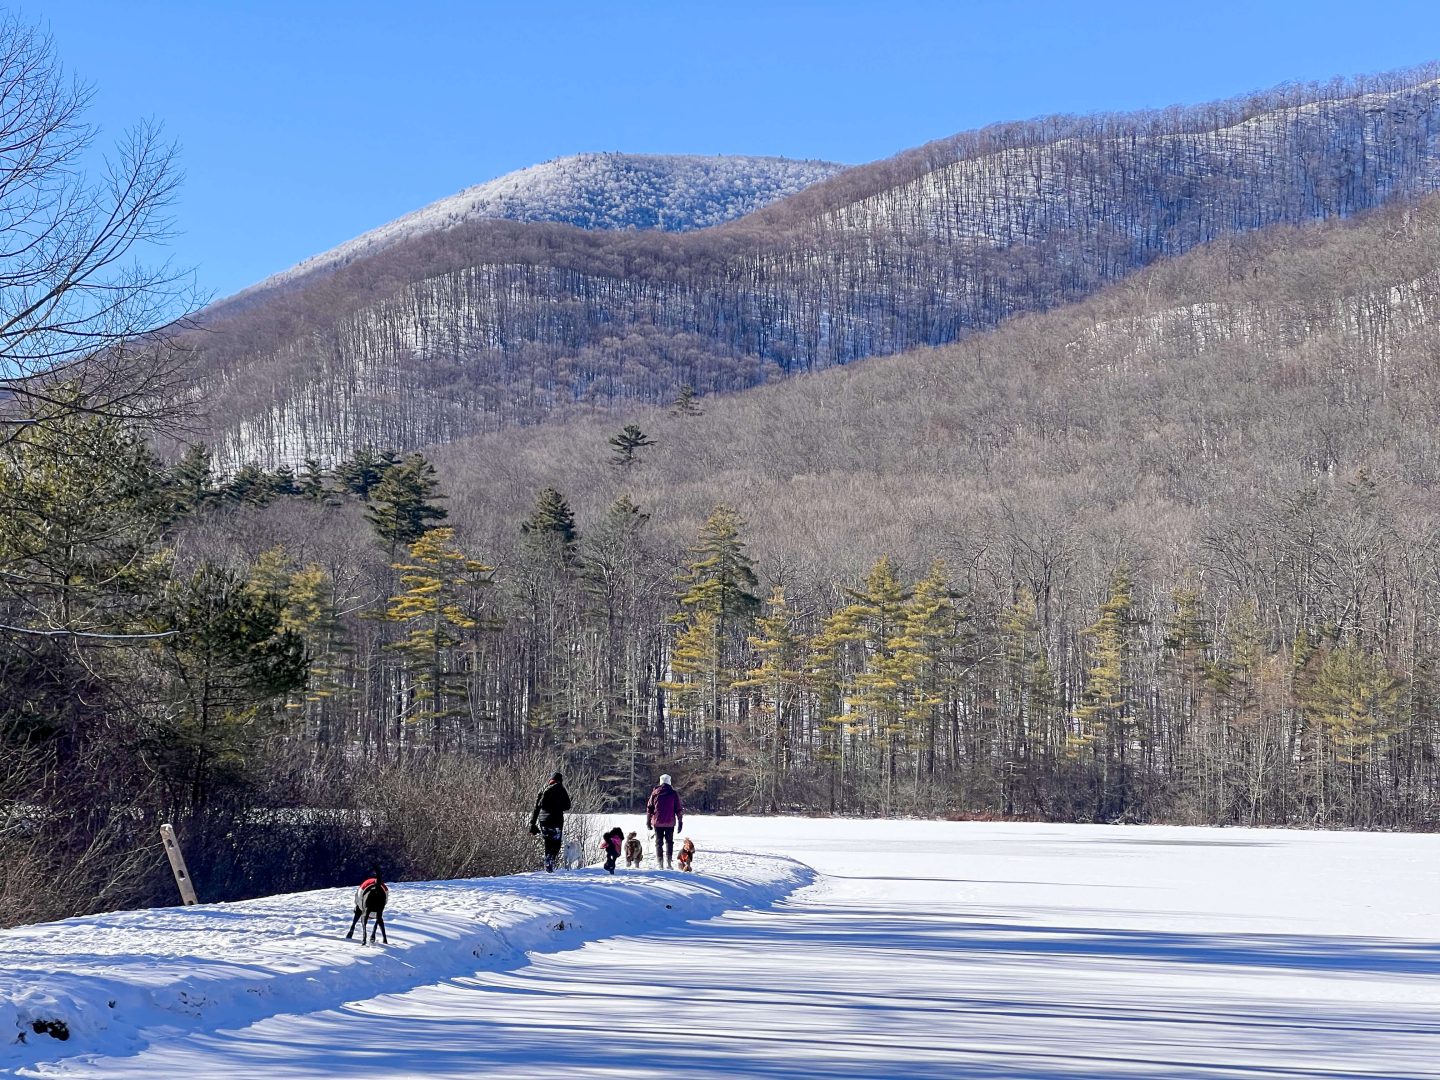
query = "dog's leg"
(376, 912, 387, 945)
(347, 908, 362, 940)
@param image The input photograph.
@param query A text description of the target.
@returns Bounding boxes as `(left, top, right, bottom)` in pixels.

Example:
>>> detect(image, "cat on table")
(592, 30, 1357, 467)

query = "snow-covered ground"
(7, 818, 1440, 1078)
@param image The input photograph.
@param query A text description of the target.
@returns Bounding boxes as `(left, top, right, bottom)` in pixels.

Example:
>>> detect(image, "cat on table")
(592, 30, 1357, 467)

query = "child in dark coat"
(624, 831, 643, 868)
(601, 826, 625, 874)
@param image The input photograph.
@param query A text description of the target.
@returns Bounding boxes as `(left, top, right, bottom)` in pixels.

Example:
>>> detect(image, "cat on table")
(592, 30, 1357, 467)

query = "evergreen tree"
(225, 463, 276, 506)
(248, 547, 350, 718)
(740, 587, 808, 810)
(1298, 640, 1404, 821)
(299, 458, 328, 501)
(381, 528, 496, 741)
(0, 409, 171, 641)
(667, 506, 760, 783)
(1076, 564, 1144, 817)
(168, 444, 218, 516)
(608, 423, 656, 469)
(824, 557, 912, 812)
(151, 563, 307, 811)
(521, 487, 579, 558)
(671, 384, 703, 417)
(1000, 587, 1061, 813)
(334, 446, 399, 500)
(366, 453, 448, 554)
(270, 465, 300, 496)
(886, 564, 955, 800)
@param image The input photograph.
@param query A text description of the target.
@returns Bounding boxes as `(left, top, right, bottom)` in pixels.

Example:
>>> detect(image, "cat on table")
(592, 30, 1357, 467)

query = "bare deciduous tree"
(0, 14, 197, 443)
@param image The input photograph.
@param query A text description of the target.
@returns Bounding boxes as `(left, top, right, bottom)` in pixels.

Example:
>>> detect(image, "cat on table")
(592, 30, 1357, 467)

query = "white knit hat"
(660, 773, 672, 786)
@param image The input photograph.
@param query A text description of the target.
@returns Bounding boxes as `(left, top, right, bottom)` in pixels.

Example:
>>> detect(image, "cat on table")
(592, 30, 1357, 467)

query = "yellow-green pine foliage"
(1074, 563, 1138, 753)
(1299, 642, 1405, 764)
(831, 556, 911, 746)
(666, 506, 760, 749)
(247, 546, 348, 706)
(664, 607, 721, 722)
(740, 587, 809, 804)
(381, 528, 495, 726)
(1001, 587, 1059, 734)
(888, 563, 954, 744)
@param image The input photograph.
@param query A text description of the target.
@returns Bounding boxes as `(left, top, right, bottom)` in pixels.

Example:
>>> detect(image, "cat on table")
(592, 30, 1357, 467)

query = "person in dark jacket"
(646, 773, 684, 868)
(529, 772, 572, 872)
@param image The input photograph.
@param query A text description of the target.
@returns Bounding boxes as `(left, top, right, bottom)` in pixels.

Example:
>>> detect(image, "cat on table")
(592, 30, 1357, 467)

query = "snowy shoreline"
(0, 851, 813, 1074)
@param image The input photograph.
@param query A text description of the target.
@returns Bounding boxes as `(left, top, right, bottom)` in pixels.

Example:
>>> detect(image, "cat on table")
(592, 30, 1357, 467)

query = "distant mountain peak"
(246, 153, 847, 296)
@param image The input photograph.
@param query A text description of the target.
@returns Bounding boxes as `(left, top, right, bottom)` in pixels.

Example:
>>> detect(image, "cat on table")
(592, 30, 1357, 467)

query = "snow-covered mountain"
(192, 66, 1440, 467)
(250, 153, 846, 293)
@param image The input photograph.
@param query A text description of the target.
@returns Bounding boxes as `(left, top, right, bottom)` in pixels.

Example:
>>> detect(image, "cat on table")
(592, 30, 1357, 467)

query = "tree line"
(11, 378, 1436, 919)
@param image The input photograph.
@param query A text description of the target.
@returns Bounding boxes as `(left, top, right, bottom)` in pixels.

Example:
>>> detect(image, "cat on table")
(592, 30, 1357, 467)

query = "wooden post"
(160, 823, 199, 905)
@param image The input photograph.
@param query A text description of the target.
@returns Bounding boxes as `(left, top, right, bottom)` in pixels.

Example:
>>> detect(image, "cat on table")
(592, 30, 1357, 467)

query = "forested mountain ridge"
(188, 66, 1440, 466)
(236, 153, 848, 300)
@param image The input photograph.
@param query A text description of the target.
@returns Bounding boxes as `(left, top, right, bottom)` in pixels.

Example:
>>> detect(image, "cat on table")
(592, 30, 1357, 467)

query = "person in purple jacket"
(646, 773, 684, 868)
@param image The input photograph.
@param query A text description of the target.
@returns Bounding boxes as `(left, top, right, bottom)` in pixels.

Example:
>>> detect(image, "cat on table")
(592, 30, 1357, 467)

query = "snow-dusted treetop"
(249, 153, 846, 294)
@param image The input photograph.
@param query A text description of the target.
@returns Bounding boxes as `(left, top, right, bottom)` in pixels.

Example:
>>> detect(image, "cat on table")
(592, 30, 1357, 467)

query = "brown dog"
(677, 837, 695, 872)
(624, 831, 643, 868)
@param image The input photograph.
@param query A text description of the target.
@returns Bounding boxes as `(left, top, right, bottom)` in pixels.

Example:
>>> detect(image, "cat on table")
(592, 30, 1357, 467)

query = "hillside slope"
(187, 67, 1440, 466)
(429, 190, 1440, 589)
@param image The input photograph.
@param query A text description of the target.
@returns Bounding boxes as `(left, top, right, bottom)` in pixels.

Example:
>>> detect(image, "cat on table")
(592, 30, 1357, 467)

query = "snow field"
(0, 847, 812, 1075)
(9, 818, 1440, 1078)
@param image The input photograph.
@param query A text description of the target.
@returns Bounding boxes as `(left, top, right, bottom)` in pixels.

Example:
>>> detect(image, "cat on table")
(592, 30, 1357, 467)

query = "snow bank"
(0, 851, 812, 1073)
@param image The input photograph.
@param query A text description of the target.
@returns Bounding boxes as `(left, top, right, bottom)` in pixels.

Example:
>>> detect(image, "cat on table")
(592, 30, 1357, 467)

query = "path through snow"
(10, 818, 1440, 1078)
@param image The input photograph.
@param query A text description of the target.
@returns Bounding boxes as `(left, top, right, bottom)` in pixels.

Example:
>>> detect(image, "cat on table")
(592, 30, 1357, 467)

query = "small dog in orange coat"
(677, 837, 695, 872)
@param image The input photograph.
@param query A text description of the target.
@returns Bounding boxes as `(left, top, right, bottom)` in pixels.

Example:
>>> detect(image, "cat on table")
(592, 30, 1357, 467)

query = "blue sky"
(40, 0, 1440, 300)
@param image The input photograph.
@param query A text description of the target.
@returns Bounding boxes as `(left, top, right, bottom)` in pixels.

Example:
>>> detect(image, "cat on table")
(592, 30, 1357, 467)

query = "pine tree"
(270, 465, 300, 497)
(671, 385, 703, 417)
(832, 558, 916, 813)
(886, 564, 955, 803)
(1076, 564, 1144, 818)
(0, 409, 172, 641)
(225, 463, 275, 505)
(247, 547, 350, 721)
(521, 487, 579, 559)
(153, 562, 307, 810)
(366, 453, 448, 555)
(814, 557, 911, 809)
(740, 587, 808, 811)
(1210, 601, 1270, 822)
(299, 458, 328, 501)
(667, 506, 760, 788)
(380, 528, 496, 743)
(334, 446, 399, 500)
(1162, 579, 1216, 811)
(1000, 587, 1061, 813)
(608, 423, 656, 469)
(168, 444, 217, 516)
(1298, 641, 1404, 822)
